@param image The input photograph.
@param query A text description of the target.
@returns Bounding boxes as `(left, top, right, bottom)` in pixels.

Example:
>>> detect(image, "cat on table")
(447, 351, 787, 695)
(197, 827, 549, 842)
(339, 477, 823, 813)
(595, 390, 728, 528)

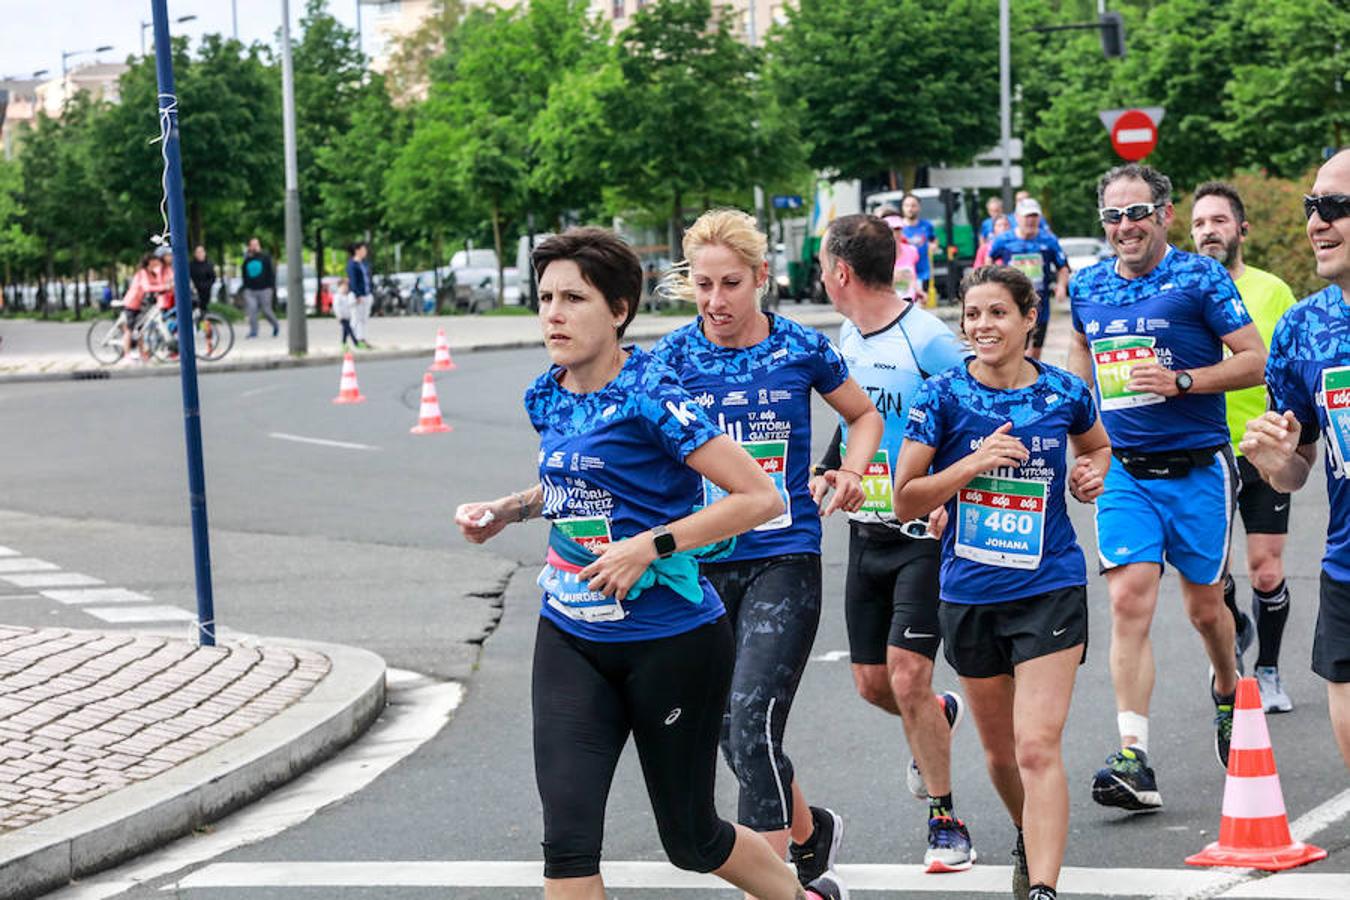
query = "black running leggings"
(532, 615, 738, 878)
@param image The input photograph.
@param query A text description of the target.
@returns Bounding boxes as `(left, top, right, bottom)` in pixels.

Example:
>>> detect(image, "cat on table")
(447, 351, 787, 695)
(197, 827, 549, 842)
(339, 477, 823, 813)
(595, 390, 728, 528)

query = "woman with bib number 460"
(455, 228, 846, 900)
(894, 266, 1111, 900)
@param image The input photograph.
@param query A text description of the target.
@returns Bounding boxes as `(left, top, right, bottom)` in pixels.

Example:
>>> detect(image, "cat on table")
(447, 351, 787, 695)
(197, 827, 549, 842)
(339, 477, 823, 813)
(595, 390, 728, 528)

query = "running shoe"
(1011, 828, 1029, 900)
(1090, 746, 1161, 812)
(1214, 697, 1234, 768)
(1234, 608, 1254, 676)
(805, 871, 849, 900)
(906, 691, 965, 799)
(1027, 887, 1057, 900)
(924, 815, 976, 873)
(789, 806, 844, 886)
(1254, 666, 1294, 713)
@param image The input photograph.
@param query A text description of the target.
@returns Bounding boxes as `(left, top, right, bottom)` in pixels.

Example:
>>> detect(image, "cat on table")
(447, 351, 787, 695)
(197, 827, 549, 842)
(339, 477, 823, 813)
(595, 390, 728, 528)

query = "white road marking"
(0, 545, 18, 556)
(83, 605, 196, 623)
(0, 558, 58, 573)
(0, 593, 43, 600)
(810, 649, 850, 662)
(1290, 786, 1350, 843)
(46, 672, 463, 900)
(41, 588, 153, 605)
(240, 384, 281, 398)
(164, 861, 1350, 895)
(269, 432, 378, 451)
(2, 572, 105, 588)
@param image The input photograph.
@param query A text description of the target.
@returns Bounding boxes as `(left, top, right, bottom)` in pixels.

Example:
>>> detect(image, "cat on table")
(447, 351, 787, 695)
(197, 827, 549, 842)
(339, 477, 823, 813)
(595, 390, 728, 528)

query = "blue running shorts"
(1094, 446, 1238, 586)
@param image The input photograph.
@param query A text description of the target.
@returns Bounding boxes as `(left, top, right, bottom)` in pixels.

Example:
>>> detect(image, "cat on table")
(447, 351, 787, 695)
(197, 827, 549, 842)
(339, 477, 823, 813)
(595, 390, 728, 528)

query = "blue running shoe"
(924, 815, 976, 872)
(1091, 746, 1161, 812)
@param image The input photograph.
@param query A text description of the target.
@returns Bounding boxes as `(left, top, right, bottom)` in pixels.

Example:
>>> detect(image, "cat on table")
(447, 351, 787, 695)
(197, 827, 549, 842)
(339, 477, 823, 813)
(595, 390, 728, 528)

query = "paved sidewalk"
(0, 625, 385, 899)
(0, 303, 959, 383)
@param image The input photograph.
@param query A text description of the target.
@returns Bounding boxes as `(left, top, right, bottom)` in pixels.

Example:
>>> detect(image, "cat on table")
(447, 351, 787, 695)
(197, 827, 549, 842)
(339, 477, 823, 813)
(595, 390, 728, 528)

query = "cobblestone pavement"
(0, 626, 329, 832)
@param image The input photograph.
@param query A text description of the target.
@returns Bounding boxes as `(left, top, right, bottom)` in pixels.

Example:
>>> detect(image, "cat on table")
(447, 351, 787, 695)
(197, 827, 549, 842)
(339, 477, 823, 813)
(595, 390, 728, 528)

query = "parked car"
(448, 248, 501, 312)
(1060, 236, 1111, 274)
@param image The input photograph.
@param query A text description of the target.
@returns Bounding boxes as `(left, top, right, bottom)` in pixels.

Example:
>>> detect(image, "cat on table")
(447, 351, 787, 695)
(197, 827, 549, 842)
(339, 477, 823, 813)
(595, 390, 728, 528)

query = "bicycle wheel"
(195, 313, 234, 361)
(144, 323, 172, 362)
(87, 317, 125, 365)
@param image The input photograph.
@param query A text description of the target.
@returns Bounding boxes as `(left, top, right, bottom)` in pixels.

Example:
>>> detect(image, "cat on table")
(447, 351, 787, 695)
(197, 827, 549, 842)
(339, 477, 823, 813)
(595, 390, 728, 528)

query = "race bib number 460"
(954, 475, 1047, 570)
(704, 439, 792, 531)
(1323, 366, 1350, 479)
(1092, 336, 1167, 411)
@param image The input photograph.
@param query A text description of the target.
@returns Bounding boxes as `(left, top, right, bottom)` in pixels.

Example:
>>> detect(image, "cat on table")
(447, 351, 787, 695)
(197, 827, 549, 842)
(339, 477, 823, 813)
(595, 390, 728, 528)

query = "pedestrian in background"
(900, 194, 939, 298)
(189, 245, 215, 314)
(333, 277, 358, 349)
(242, 237, 280, 339)
(346, 242, 373, 350)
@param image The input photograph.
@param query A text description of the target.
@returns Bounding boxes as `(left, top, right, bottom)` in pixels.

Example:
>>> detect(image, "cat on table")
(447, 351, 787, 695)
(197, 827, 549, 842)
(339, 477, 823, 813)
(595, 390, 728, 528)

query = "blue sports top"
(905, 360, 1098, 604)
(1265, 285, 1350, 581)
(651, 314, 849, 560)
(837, 304, 966, 527)
(1069, 247, 1253, 452)
(903, 220, 938, 281)
(524, 347, 726, 641)
(989, 231, 1069, 301)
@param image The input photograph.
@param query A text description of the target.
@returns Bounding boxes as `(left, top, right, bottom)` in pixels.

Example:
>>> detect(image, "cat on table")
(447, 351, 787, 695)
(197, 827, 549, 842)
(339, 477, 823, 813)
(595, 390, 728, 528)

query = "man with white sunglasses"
(1242, 148, 1350, 771)
(1066, 164, 1266, 814)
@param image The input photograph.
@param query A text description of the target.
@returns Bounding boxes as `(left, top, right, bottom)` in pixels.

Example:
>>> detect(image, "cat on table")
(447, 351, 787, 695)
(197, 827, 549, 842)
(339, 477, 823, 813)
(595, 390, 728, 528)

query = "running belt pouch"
(1112, 446, 1220, 480)
(546, 526, 737, 605)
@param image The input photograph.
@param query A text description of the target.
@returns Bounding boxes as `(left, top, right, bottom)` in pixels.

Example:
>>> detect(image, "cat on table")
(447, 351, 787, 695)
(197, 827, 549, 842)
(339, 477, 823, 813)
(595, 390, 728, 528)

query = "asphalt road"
(4, 313, 1348, 898)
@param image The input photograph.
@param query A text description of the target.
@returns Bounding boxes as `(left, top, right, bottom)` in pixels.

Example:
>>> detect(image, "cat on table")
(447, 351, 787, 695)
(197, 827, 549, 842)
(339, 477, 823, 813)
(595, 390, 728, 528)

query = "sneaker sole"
(820, 809, 844, 876)
(1091, 774, 1162, 812)
(924, 848, 977, 874)
(809, 871, 850, 900)
(1265, 699, 1294, 714)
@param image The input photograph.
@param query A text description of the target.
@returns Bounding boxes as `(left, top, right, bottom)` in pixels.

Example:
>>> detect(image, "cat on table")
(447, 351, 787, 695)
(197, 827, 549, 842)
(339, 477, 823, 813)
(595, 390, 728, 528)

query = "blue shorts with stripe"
(1094, 446, 1238, 586)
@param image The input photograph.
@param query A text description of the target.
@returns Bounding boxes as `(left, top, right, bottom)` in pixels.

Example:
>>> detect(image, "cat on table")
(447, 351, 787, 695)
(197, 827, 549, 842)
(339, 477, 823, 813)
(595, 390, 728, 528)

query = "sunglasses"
(1098, 202, 1160, 225)
(1304, 194, 1350, 223)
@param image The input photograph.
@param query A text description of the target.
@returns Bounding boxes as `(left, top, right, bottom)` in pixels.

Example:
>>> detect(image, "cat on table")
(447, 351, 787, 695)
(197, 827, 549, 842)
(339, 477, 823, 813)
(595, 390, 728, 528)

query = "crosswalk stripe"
(83, 605, 196, 623)
(2, 572, 105, 588)
(167, 861, 1349, 896)
(0, 558, 59, 573)
(41, 588, 153, 605)
(0, 545, 18, 557)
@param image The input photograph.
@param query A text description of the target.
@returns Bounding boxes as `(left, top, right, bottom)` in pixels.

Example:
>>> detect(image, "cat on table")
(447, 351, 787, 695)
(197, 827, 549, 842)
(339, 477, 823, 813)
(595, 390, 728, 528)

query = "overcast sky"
(0, 0, 380, 79)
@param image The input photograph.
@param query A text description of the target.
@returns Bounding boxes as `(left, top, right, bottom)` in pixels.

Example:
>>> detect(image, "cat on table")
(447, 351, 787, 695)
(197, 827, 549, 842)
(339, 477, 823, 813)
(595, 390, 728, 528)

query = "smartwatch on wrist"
(1175, 371, 1194, 393)
(651, 524, 677, 559)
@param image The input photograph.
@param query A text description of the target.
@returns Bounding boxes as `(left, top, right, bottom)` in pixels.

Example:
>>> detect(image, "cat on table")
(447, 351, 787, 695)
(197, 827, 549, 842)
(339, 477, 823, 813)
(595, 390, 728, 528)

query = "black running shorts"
(844, 523, 942, 664)
(1236, 455, 1291, 535)
(939, 584, 1088, 679)
(1313, 573, 1350, 684)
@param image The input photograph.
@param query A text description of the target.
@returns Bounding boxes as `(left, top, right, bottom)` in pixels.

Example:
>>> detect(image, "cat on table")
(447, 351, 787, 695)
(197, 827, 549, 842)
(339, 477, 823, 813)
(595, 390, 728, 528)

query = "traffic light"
(1100, 11, 1126, 59)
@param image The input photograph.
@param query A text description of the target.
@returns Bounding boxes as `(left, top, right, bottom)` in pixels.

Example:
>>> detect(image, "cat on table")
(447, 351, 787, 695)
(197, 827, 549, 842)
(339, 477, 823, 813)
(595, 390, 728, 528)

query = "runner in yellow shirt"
(1191, 181, 1298, 712)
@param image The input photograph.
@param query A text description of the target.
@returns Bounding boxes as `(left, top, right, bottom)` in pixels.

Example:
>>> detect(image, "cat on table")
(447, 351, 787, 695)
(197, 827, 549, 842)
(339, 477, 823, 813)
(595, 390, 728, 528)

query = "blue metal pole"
(151, 0, 216, 646)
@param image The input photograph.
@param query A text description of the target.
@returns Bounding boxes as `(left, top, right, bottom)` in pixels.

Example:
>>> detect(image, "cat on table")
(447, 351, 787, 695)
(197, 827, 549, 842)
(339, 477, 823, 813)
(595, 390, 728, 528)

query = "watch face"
(1176, 372, 1193, 391)
(654, 530, 677, 557)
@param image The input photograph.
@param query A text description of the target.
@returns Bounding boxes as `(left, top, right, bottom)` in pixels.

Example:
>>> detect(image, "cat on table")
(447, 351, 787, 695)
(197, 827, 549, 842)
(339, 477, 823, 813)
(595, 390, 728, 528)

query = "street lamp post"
(141, 15, 197, 56)
(61, 45, 114, 79)
(280, 0, 307, 355)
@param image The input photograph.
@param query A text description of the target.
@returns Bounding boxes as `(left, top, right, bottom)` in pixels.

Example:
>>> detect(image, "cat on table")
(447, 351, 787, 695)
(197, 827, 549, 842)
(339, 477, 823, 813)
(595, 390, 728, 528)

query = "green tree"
(316, 73, 407, 245)
(0, 155, 41, 295)
(770, 0, 1000, 188)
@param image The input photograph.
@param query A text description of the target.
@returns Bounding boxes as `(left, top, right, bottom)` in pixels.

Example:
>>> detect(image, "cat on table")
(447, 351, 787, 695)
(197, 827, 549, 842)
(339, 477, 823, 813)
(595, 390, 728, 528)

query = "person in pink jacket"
(120, 251, 173, 360)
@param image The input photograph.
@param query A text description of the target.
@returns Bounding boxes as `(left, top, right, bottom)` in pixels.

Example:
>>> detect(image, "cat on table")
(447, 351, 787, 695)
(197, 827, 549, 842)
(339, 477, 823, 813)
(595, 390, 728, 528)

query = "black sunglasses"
(1304, 194, 1350, 223)
(1098, 202, 1159, 225)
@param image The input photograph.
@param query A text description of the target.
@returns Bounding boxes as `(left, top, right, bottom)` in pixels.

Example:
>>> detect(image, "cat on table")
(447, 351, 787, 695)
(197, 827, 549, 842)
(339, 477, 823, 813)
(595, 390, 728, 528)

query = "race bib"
(540, 517, 624, 622)
(1092, 336, 1168, 411)
(1322, 365, 1350, 479)
(1010, 251, 1044, 284)
(841, 444, 894, 516)
(954, 475, 1047, 570)
(704, 439, 792, 531)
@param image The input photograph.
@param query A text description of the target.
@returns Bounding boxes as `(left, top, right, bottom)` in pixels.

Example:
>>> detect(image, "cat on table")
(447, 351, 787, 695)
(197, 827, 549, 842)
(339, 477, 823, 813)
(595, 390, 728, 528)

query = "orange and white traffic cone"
(410, 373, 452, 434)
(1185, 677, 1326, 871)
(428, 327, 457, 372)
(332, 352, 366, 404)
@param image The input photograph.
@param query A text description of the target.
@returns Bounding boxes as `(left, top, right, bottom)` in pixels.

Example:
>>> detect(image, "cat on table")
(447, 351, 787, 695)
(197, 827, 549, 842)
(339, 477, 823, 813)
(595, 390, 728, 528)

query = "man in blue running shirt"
(1068, 164, 1267, 812)
(1242, 149, 1350, 771)
(989, 198, 1069, 360)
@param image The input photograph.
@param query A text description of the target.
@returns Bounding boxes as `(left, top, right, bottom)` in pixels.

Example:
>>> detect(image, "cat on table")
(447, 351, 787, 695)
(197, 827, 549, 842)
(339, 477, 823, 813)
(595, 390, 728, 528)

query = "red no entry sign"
(1110, 108, 1158, 161)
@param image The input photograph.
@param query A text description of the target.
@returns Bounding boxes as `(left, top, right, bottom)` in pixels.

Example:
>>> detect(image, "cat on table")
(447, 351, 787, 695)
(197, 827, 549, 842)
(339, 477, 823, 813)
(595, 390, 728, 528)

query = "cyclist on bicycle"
(120, 251, 172, 360)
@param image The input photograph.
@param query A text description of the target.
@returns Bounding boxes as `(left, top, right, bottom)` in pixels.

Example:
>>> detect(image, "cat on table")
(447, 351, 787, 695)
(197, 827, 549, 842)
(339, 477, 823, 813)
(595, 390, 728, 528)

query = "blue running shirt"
(903, 220, 938, 281)
(1265, 285, 1350, 581)
(524, 347, 726, 641)
(905, 361, 1098, 604)
(989, 231, 1068, 301)
(652, 314, 849, 560)
(838, 305, 967, 527)
(1070, 247, 1252, 452)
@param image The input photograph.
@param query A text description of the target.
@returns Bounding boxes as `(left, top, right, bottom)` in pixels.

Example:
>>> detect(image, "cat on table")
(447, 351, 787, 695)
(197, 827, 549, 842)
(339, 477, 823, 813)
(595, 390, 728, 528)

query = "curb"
(0, 638, 387, 900)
